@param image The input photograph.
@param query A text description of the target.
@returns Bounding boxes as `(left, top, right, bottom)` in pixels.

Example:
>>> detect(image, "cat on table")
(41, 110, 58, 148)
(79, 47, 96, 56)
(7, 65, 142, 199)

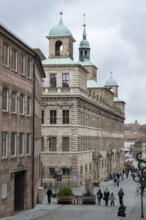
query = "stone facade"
(0, 24, 45, 217)
(41, 16, 125, 188)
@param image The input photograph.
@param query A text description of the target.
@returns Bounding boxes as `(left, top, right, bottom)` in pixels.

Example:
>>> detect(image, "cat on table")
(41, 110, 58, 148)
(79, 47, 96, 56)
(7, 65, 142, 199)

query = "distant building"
(41, 14, 125, 187)
(0, 23, 45, 217)
(124, 121, 146, 157)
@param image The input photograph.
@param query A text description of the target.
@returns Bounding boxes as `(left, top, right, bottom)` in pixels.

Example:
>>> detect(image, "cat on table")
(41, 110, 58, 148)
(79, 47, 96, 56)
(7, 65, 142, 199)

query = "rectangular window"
(12, 49, 17, 71)
(41, 136, 44, 151)
(62, 73, 69, 87)
(19, 133, 24, 155)
(27, 96, 31, 116)
(20, 94, 24, 114)
(11, 132, 16, 156)
(1, 132, 8, 157)
(62, 110, 69, 124)
(2, 88, 8, 111)
(20, 55, 25, 75)
(26, 133, 31, 154)
(27, 59, 33, 79)
(49, 137, 56, 151)
(62, 137, 69, 151)
(50, 73, 56, 88)
(3, 43, 9, 67)
(50, 110, 57, 124)
(42, 110, 44, 124)
(11, 91, 17, 113)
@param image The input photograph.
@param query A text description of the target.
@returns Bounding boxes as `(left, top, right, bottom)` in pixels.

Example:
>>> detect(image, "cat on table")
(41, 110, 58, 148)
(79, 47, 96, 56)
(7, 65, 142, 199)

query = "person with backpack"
(96, 189, 103, 206)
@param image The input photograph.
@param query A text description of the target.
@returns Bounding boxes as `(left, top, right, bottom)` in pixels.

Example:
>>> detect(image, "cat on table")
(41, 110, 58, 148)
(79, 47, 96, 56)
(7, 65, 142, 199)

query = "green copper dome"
(105, 73, 118, 86)
(49, 18, 72, 37)
(79, 39, 90, 48)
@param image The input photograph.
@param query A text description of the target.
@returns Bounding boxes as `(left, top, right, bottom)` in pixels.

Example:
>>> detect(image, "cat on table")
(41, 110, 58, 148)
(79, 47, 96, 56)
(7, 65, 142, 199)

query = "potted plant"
(57, 186, 75, 204)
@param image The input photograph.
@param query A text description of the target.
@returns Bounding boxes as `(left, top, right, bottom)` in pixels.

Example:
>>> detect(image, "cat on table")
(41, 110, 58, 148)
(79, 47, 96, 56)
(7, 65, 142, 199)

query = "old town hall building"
(41, 14, 125, 187)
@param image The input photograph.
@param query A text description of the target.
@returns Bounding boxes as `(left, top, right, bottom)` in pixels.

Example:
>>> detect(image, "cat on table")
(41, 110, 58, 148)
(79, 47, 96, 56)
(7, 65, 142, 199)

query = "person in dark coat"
(47, 188, 52, 204)
(96, 189, 103, 206)
(118, 202, 126, 217)
(118, 188, 124, 204)
(104, 189, 110, 206)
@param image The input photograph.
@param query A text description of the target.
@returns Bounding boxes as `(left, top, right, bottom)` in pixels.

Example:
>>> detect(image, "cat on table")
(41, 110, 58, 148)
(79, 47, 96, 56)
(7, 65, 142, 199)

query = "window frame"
(20, 93, 24, 115)
(50, 73, 57, 88)
(42, 109, 44, 124)
(1, 132, 8, 158)
(11, 132, 16, 157)
(27, 59, 33, 79)
(2, 87, 8, 112)
(62, 137, 69, 151)
(49, 136, 57, 151)
(3, 43, 9, 67)
(50, 110, 57, 124)
(11, 91, 17, 113)
(62, 110, 69, 124)
(12, 48, 17, 71)
(26, 133, 31, 155)
(62, 73, 69, 88)
(20, 54, 25, 75)
(19, 133, 24, 155)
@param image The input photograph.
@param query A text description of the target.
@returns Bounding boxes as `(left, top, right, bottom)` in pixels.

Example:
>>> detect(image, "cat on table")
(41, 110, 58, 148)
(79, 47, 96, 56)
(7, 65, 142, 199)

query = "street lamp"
(131, 152, 146, 218)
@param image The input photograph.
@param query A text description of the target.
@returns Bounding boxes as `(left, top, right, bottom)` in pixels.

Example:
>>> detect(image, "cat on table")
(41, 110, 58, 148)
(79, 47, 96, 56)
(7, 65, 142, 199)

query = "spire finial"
(83, 13, 86, 27)
(60, 12, 63, 21)
(83, 13, 87, 39)
(110, 71, 112, 77)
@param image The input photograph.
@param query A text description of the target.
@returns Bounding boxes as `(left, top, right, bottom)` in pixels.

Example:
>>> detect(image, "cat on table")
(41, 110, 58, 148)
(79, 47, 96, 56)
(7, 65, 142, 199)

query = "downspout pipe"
(32, 55, 37, 208)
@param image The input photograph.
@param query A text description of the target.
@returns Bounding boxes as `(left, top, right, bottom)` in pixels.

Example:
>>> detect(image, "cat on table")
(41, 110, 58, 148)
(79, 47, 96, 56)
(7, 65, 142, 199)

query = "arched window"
(55, 40, 63, 56)
(85, 50, 87, 56)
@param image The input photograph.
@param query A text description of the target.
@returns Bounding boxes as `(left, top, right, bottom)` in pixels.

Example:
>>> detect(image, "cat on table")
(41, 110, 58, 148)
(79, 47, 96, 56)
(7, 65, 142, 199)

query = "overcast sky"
(0, 0, 146, 124)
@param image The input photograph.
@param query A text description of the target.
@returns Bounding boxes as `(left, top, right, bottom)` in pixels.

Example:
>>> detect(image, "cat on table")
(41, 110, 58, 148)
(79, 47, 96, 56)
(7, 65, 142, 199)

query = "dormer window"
(55, 40, 63, 56)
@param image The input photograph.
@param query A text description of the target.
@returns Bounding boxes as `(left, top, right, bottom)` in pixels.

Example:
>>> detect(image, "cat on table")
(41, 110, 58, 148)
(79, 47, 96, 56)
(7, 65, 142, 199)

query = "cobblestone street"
(1, 174, 146, 220)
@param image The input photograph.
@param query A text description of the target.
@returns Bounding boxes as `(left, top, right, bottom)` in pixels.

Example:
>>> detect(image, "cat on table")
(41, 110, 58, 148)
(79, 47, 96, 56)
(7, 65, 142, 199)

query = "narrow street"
(2, 174, 146, 220)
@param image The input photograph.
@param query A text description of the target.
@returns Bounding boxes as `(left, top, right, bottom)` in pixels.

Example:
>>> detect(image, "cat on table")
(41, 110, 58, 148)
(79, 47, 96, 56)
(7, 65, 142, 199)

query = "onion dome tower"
(105, 72, 118, 96)
(79, 14, 91, 62)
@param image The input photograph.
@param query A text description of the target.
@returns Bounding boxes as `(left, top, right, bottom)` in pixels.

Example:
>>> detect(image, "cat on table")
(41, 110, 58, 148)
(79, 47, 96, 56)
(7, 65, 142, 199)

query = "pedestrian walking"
(113, 177, 117, 187)
(126, 171, 129, 178)
(110, 192, 115, 206)
(104, 188, 110, 206)
(96, 189, 103, 206)
(118, 188, 124, 204)
(47, 188, 52, 204)
(117, 178, 120, 187)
